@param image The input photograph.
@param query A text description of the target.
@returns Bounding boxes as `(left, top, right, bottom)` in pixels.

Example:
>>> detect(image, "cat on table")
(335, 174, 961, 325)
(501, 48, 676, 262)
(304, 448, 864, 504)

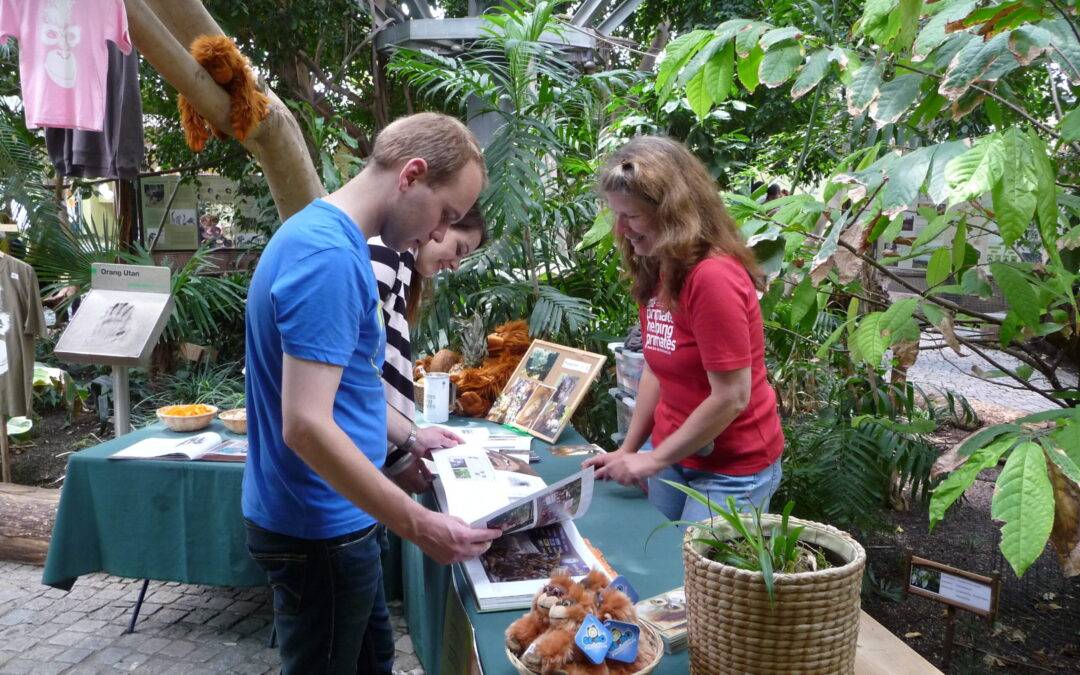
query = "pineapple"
(459, 314, 489, 368)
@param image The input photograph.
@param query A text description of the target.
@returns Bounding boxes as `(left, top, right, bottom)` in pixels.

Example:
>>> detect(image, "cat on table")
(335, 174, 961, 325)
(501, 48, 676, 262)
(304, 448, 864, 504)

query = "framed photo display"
(487, 340, 606, 443)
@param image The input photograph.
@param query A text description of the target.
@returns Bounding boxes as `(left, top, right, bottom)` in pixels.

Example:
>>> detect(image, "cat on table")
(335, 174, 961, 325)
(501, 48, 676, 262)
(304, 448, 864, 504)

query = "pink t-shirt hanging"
(0, 0, 131, 131)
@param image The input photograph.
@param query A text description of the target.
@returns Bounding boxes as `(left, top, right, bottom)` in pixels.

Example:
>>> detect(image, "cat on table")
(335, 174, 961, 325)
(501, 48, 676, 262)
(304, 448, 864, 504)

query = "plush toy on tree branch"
(178, 35, 269, 152)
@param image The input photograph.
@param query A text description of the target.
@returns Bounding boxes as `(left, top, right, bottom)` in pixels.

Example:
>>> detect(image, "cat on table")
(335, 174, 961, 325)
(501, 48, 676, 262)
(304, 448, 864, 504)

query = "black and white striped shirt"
(368, 237, 417, 420)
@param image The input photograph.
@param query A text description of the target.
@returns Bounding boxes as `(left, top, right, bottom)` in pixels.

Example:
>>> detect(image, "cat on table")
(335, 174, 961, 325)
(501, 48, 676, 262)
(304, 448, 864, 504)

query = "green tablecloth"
(401, 418, 689, 674)
(42, 420, 265, 590)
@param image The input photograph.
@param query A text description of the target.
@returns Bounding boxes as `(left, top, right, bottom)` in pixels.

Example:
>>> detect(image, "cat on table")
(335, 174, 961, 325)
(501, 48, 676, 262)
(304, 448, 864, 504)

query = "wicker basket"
(506, 620, 664, 675)
(683, 514, 865, 674)
(218, 408, 247, 435)
(156, 405, 219, 432)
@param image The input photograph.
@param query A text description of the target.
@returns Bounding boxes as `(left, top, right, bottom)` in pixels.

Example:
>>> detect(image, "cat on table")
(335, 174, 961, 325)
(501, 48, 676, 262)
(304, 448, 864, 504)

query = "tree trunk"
(638, 22, 670, 72)
(124, 0, 325, 221)
(0, 483, 59, 565)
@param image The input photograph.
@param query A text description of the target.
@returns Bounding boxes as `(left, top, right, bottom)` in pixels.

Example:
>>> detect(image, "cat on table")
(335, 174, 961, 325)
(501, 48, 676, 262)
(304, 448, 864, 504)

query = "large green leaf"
(926, 247, 952, 287)
(939, 32, 1010, 101)
(760, 26, 802, 50)
(869, 73, 925, 126)
(891, 0, 925, 53)
(991, 127, 1037, 247)
(1061, 107, 1080, 143)
(930, 437, 1013, 530)
(880, 146, 934, 216)
(1043, 441, 1080, 486)
(913, 0, 977, 61)
(925, 141, 968, 204)
(880, 297, 919, 343)
(738, 46, 764, 92)
(791, 49, 831, 99)
(858, 0, 901, 43)
(735, 22, 770, 57)
(990, 262, 1040, 329)
(1028, 130, 1058, 245)
(705, 43, 736, 104)
(679, 34, 730, 87)
(714, 19, 755, 46)
(789, 275, 818, 325)
(991, 442, 1055, 576)
(759, 42, 803, 88)
(1045, 19, 1080, 84)
(1008, 24, 1052, 65)
(1053, 422, 1080, 467)
(945, 135, 1005, 206)
(852, 312, 888, 365)
(657, 29, 713, 92)
(686, 68, 713, 119)
(847, 61, 883, 115)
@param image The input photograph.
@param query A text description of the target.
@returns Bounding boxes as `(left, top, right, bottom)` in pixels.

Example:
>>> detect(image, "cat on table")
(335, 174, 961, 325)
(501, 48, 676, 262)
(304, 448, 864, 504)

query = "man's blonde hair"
(371, 112, 487, 187)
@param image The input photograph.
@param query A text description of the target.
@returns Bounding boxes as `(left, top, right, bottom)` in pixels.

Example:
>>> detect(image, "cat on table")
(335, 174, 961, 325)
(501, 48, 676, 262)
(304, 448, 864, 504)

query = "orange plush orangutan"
(178, 35, 269, 152)
(505, 574, 576, 655)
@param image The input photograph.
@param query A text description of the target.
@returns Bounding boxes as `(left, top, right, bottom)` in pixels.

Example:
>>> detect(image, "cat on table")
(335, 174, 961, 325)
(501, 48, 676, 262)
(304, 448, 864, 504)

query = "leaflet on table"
(431, 444, 593, 535)
(423, 424, 534, 460)
(109, 432, 248, 462)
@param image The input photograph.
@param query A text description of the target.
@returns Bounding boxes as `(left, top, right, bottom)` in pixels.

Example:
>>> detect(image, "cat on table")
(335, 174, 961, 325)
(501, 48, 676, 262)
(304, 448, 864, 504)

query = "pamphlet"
(430, 441, 603, 611)
(110, 432, 248, 463)
(635, 587, 689, 653)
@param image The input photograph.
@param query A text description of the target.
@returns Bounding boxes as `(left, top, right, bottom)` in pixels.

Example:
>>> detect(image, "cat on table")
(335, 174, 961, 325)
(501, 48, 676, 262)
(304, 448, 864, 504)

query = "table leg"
(124, 579, 151, 634)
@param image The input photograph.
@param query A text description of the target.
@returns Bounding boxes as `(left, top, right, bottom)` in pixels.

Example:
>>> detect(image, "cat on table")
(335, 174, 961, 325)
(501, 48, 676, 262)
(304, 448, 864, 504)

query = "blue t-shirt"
(242, 199, 387, 539)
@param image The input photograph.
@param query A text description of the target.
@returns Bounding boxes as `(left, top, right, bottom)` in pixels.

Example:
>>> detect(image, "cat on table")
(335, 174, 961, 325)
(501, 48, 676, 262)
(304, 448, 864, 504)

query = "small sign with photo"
(905, 554, 999, 619)
(487, 340, 606, 443)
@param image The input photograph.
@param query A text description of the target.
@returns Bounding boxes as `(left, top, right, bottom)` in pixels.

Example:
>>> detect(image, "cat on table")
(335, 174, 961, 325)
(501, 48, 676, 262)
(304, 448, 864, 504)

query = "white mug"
(424, 373, 451, 423)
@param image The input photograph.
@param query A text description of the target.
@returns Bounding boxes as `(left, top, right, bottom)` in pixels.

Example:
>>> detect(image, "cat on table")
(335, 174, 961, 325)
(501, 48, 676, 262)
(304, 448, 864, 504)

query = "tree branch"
(128, 0, 324, 220)
(955, 335, 1068, 407)
(1046, 0, 1080, 48)
(298, 51, 373, 112)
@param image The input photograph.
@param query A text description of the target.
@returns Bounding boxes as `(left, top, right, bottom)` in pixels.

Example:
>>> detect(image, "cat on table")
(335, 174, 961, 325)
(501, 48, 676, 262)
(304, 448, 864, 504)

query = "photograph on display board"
(493, 340, 606, 443)
(487, 376, 537, 424)
(513, 384, 554, 429)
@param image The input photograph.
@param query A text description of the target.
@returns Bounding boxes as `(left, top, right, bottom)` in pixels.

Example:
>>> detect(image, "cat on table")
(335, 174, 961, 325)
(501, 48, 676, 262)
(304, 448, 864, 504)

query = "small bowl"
(156, 404, 219, 432)
(219, 408, 247, 435)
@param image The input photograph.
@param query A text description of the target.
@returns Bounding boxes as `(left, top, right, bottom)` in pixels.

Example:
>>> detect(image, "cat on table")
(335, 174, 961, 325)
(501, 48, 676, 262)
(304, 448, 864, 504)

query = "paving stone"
(82, 645, 133, 668)
(231, 616, 269, 637)
(182, 641, 224, 664)
(130, 656, 178, 673)
(21, 644, 65, 662)
(204, 612, 243, 631)
(225, 600, 261, 615)
(69, 618, 108, 633)
(0, 636, 36, 653)
(156, 639, 197, 659)
(89, 605, 128, 622)
(111, 650, 152, 671)
(73, 634, 117, 652)
(149, 608, 190, 626)
(0, 660, 43, 675)
(178, 608, 218, 626)
(46, 629, 87, 647)
(54, 646, 94, 664)
(0, 609, 42, 627)
(27, 622, 63, 640)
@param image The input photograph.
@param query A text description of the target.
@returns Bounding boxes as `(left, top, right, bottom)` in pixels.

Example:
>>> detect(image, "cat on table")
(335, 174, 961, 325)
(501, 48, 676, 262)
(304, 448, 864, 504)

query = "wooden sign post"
(905, 552, 1000, 669)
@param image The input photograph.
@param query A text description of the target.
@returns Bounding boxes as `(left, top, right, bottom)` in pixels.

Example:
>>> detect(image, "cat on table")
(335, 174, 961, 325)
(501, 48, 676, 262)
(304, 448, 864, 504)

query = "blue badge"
(574, 614, 612, 665)
(610, 575, 640, 603)
(604, 620, 640, 663)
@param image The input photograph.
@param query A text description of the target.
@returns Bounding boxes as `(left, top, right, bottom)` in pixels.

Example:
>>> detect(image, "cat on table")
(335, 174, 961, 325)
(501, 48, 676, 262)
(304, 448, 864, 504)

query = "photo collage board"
(487, 340, 606, 443)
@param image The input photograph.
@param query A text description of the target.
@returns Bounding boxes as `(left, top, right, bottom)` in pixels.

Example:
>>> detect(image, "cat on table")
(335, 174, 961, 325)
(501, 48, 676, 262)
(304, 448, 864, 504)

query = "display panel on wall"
(140, 176, 262, 251)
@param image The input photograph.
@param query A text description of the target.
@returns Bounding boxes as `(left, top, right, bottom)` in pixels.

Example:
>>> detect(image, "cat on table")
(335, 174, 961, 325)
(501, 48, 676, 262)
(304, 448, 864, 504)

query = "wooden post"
(0, 414, 9, 483)
(942, 605, 957, 670)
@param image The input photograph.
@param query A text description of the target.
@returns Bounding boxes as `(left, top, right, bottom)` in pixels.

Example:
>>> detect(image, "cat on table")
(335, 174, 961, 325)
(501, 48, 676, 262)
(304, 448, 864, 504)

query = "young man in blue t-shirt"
(243, 112, 500, 674)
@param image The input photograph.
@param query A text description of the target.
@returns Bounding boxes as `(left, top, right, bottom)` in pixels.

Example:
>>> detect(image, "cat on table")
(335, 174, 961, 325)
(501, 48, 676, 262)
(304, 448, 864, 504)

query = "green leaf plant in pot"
(655, 483, 866, 674)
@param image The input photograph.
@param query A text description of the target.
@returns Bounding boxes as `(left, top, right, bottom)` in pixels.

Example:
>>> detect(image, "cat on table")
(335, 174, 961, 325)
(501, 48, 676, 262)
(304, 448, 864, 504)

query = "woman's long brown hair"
(598, 136, 763, 309)
(405, 203, 489, 324)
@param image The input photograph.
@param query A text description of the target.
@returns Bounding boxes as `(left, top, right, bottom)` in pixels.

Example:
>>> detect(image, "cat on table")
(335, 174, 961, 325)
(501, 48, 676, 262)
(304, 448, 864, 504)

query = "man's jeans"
(244, 520, 394, 675)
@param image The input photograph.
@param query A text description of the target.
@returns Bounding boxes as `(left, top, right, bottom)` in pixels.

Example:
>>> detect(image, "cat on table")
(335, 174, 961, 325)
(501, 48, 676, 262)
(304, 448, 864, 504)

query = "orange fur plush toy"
(178, 35, 269, 152)
(520, 581, 609, 675)
(505, 574, 576, 655)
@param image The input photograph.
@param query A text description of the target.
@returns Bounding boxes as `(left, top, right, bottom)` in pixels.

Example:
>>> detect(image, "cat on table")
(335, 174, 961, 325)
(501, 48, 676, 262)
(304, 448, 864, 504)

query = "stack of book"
(635, 587, 689, 654)
(426, 427, 603, 612)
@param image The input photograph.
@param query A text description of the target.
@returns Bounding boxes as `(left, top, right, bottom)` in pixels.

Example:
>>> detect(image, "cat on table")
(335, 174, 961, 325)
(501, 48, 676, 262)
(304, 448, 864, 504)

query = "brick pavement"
(0, 562, 423, 674)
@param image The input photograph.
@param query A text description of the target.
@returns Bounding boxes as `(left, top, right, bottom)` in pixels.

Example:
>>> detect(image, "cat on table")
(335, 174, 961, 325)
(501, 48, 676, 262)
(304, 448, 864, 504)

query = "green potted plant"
(660, 484, 866, 673)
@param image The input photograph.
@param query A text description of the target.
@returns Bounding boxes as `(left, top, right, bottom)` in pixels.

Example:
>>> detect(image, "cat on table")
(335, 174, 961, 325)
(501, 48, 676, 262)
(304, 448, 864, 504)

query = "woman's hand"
(583, 448, 661, 491)
(412, 426, 463, 456)
(389, 457, 434, 494)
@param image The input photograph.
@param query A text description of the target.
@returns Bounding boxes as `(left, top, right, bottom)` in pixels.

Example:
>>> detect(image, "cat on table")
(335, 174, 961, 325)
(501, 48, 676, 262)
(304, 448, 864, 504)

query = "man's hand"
(412, 426, 463, 456)
(413, 511, 502, 564)
(389, 458, 433, 495)
(583, 448, 660, 491)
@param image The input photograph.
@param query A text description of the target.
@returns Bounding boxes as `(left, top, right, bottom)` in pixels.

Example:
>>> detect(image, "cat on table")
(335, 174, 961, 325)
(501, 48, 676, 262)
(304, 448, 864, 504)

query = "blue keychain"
(603, 620, 640, 663)
(575, 614, 612, 665)
(609, 575, 640, 603)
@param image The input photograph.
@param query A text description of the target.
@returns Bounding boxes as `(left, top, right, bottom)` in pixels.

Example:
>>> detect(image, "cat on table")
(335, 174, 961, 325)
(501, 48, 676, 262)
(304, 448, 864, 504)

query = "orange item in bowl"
(158, 404, 216, 417)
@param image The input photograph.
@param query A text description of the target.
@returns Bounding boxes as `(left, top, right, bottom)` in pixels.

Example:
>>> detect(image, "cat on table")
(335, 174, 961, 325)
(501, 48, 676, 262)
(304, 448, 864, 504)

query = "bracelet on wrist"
(398, 425, 419, 453)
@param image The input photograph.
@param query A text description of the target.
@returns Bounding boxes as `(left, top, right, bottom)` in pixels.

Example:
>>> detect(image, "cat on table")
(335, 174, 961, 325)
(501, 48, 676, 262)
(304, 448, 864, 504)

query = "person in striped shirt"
(369, 204, 488, 492)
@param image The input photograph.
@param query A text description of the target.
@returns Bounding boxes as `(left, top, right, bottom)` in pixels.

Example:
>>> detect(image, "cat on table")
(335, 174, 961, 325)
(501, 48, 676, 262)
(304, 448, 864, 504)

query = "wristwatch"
(399, 425, 419, 454)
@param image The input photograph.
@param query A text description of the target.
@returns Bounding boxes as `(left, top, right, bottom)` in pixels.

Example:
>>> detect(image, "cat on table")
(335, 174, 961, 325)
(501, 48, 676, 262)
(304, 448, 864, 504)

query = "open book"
(429, 441, 603, 611)
(109, 432, 248, 463)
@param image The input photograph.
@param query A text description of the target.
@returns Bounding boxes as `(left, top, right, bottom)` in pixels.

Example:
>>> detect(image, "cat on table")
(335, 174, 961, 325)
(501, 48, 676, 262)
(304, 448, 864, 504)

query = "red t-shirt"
(640, 255, 783, 475)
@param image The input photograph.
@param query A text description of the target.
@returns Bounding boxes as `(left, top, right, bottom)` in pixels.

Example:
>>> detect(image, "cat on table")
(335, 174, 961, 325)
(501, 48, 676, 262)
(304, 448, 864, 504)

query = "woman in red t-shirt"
(584, 136, 784, 521)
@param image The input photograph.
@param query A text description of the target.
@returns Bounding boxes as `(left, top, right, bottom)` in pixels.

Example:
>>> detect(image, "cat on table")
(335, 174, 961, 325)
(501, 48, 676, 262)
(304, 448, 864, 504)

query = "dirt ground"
(862, 399, 1080, 674)
(7, 408, 110, 487)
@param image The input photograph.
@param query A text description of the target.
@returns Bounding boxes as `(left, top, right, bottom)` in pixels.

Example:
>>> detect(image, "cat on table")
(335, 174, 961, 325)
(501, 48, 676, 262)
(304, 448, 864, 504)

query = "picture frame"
(487, 340, 606, 443)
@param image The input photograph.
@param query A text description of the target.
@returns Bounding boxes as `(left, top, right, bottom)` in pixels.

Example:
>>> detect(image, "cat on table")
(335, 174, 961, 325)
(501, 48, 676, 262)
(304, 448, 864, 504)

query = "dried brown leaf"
(1046, 452, 1080, 577)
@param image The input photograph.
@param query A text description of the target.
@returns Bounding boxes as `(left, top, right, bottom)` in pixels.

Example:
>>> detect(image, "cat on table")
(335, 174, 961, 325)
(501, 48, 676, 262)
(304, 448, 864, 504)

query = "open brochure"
(109, 432, 248, 463)
(429, 441, 603, 611)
